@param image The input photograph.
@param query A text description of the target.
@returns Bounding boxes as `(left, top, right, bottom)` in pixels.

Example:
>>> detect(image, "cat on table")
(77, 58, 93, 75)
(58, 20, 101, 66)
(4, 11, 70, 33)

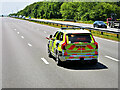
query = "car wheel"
(97, 25, 99, 28)
(91, 59, 98, 65)
(48, 48, 52, 58)
(56, 53, 62, 66)
(110, 24, 113, 28)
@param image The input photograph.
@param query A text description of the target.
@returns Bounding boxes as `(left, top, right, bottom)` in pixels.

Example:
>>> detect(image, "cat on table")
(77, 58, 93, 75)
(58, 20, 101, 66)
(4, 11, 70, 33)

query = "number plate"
(76, 46, 85, 48)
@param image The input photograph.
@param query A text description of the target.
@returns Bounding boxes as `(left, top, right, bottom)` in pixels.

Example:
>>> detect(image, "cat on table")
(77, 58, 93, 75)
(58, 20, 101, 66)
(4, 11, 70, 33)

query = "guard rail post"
(101, 32, 103, 35)
(117, 34, 119, 38)
(89, 30, 91, 32)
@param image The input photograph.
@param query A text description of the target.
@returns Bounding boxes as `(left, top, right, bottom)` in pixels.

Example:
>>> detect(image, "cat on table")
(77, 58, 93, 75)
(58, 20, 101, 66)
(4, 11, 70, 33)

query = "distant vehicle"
(2, 15, 3, 17)
(19, 15, 22, 18)
(29, 16, 31, 19)
(46, 27, 98, 65)
(14, 16, 18, 18)
(22, 16, 25, 19)
(93, 21, 107, 28)
(12, 15, 15, 17)
(107, 13, 120, 28)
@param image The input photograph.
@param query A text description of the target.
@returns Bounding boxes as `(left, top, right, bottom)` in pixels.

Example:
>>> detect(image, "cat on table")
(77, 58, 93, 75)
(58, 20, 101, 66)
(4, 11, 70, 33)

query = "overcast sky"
(0, 0, 42, 15)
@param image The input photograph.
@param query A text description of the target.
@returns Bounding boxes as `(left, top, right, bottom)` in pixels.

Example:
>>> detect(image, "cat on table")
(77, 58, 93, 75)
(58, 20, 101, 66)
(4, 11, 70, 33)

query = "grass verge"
(39, 18, 107, 24)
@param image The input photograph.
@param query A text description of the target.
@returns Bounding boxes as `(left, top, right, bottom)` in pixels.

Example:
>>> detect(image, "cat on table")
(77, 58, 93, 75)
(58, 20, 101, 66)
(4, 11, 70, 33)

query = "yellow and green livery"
(46, 28, 98, 65)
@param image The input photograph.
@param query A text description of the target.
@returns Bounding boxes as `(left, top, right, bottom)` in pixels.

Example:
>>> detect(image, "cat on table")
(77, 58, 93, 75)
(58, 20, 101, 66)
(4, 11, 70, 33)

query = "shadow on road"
(52, 56, 108, 70)
(58, 62, 108, 70)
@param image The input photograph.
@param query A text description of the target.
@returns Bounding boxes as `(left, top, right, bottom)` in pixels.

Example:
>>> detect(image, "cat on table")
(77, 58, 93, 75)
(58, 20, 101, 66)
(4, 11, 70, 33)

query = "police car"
(46, 27, 98, 65)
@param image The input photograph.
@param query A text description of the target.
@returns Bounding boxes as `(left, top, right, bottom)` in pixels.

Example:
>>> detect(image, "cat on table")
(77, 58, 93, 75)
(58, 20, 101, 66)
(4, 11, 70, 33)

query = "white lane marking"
(14, 29, 16, 31)
(41, 58, 49, 64)
(44, 31, 46, 33)
(28, 43, 32, 47)
(105, 56, 119, 62)
(94, 36, 118, 43)
(17, 32, 20, 34)
(21, 36, 24, 39)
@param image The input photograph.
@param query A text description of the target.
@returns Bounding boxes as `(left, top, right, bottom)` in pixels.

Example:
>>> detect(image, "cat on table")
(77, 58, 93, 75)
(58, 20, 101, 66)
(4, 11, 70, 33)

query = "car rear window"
(67, 33, 91, 43)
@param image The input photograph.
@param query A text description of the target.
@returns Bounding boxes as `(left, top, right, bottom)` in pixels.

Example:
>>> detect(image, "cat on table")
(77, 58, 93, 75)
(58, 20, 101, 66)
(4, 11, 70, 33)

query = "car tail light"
(64, 52, 68, 56)
(95, 42, 98, 49)
(92, 35, 98, 49)
(95, 51, 98, 55)
(61, 35, 67, 50)
(92, 35, 95, 42)
(62, 43, 66, 50)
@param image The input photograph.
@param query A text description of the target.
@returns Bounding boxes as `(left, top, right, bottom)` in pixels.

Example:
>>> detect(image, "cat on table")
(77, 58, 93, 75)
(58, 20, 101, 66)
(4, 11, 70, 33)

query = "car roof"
(95, 21, 104, 22)
(58, 29, 91, 34)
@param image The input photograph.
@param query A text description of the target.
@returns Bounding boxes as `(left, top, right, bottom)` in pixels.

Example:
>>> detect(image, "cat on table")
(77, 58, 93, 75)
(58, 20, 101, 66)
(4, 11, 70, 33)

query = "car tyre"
(91, 59, 98, 65)
(56, 53, 62, 66)
(97, 25, 99, 28)
(48, 48, 52, 58)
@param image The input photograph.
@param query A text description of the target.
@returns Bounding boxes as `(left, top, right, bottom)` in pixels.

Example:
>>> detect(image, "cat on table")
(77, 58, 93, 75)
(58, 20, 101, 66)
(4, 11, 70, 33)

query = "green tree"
(60, 2, 79, 19)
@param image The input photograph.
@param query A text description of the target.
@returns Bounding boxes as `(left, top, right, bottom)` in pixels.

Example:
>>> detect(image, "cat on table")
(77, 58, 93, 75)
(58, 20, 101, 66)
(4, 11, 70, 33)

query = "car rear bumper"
(59, 55, 98, 61)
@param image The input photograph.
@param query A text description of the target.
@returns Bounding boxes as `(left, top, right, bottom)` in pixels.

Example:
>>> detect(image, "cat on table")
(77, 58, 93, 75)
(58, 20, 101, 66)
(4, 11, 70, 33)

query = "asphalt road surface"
(2, 17, 119, 88)
(0, 17, 2, 90)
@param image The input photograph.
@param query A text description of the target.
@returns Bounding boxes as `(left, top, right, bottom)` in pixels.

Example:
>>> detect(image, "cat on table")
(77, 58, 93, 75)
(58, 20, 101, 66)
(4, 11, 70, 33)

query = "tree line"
(10, 2, 120, 21)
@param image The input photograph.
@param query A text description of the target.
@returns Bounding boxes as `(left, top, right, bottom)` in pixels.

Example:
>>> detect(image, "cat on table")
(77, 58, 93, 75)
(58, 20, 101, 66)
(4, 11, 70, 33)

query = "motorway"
(2, 17, 119, 88)
(0, 17, 2, 90)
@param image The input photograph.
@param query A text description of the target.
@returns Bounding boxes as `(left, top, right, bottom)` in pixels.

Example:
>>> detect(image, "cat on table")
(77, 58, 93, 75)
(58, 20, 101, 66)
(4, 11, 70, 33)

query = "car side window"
(60, 33, 63, 41)
(53, 31, 58, 38)
(56, 32, 60, 40)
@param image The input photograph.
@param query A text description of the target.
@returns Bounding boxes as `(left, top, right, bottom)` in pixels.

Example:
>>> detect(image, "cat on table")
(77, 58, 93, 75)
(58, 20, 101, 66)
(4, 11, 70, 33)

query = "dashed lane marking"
(21, 36, 24, 39)
(105, 56, 119, 62)
(41, 58, 49, 64)
(28, 43, 32, 47)
(17, 32, 20, 34)
(44, 31, 46, 33)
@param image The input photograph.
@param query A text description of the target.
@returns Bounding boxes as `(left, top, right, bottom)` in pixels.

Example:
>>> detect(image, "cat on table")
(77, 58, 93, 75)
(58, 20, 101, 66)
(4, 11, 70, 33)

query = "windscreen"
(67, 33, 92, 43)
(98, 21, 104, 24)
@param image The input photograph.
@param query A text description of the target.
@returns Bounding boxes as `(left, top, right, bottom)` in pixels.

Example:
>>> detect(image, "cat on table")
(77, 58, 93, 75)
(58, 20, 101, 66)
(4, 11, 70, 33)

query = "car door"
(52, 32, 61, 55)
(49, 31, 58, 53)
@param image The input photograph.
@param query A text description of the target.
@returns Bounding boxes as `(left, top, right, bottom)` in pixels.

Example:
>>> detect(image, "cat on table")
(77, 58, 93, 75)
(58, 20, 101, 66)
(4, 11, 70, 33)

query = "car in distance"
(29, 16, 31, 20)
(46, 27, 98, 65)
(93, 21, 107, 28)
(22, 16, 26, 19)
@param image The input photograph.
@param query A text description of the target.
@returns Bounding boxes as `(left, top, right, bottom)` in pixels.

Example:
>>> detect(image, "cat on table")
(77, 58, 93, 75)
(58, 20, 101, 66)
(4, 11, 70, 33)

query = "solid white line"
(21, 36, 24, 39)
(17, 32, 20, 34)
(105, 56, 119, 62)
(94, 36, 118, 43)
(28, 43, 32, 47)
(41, 58, 49, 64)
(44, 31, 46, 33)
